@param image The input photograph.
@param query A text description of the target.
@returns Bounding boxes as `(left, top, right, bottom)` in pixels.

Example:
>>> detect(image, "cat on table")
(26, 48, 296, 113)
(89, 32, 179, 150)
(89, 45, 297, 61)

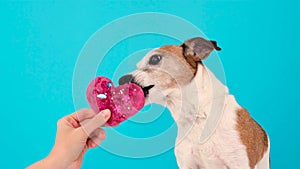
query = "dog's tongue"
(86, 76, 145, 126)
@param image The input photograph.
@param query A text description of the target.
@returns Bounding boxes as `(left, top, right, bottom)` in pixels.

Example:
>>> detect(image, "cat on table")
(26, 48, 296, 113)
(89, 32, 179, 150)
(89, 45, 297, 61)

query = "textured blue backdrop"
(0, 0, 299, 169)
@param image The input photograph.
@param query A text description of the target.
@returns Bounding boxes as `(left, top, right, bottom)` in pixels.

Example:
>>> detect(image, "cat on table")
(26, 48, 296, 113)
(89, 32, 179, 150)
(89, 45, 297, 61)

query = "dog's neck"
(166, 63, 229, 139)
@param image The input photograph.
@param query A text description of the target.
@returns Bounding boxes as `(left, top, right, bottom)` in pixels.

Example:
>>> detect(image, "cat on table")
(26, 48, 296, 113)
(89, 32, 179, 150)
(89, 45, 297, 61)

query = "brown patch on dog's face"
(132, 45, 196, 92)
(127, 37, 221, 102)
(160, 45, 197, 74)
(236, 108, 269, 169)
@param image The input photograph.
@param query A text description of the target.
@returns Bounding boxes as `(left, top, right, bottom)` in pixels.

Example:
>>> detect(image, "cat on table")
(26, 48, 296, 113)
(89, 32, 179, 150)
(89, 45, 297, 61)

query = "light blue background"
(0, 0, 299, 169)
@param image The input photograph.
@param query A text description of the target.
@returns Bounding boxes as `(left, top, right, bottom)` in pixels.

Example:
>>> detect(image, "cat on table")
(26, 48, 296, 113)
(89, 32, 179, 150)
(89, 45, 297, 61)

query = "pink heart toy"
(86, 76, 145, 126)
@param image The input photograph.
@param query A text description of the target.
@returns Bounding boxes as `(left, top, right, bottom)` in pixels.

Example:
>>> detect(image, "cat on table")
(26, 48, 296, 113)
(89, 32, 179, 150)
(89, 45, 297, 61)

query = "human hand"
(28, 108, 111, 169)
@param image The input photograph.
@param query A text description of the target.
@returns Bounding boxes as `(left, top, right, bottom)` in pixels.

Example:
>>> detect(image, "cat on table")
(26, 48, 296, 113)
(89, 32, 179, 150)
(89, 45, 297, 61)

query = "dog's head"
(119, 37, 221, 105)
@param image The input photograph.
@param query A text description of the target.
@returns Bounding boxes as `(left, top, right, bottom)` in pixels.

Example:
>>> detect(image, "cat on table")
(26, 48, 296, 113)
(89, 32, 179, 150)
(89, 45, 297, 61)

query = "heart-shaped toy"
(86, 76, 145, 126)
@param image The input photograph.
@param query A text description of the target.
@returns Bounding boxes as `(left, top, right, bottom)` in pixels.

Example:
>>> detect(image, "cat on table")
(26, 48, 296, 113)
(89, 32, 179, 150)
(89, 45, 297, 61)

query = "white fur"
(132, 57, 269, 168)
(165, 65, 251, 169)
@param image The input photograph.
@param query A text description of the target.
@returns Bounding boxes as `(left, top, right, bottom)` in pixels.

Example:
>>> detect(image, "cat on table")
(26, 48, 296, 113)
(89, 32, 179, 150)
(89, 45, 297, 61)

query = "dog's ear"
(181, 37, 221, 62)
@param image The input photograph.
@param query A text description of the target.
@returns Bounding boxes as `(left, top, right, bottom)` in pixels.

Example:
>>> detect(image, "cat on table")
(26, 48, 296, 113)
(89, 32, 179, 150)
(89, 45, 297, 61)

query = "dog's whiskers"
(133, 70, 145, 86)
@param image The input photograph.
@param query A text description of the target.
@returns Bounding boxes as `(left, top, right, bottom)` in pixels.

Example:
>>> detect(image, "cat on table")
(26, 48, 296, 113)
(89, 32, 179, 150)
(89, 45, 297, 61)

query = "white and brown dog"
(119, 37, 270, 169)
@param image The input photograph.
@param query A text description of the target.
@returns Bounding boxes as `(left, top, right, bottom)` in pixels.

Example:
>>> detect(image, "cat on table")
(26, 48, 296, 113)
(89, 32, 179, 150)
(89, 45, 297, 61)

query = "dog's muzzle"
(119, 74, 134, 85)
(119, 74, 154, 97)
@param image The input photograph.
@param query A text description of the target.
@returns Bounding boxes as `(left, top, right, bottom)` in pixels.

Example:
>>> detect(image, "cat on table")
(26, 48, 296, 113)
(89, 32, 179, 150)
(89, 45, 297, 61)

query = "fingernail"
(91, 142, 97, 148)
(101, 109, 110, 119)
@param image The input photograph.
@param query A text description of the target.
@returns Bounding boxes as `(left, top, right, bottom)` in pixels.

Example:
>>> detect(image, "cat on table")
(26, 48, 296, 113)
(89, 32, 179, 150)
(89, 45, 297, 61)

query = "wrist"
(46, 149, 72, 169)
(27, 156, 66, 169)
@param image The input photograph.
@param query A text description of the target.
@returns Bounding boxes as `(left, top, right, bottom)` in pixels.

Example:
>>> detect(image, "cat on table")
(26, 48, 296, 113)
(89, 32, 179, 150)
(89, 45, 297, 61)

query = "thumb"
(81, 109, 111, 136)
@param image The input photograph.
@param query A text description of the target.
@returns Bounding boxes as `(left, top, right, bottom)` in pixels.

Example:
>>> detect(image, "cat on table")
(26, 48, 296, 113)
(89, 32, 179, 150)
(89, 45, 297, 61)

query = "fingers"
(60, 108, 96, 128)
(81, 109, 111, 136)
(75, 108, 97, 122)
(58, 114, 80, 128)
(87, 128, 106, 148)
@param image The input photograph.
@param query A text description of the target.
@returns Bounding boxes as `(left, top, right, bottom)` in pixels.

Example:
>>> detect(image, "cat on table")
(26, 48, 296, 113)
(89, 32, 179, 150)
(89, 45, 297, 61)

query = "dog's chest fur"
(173, 97, 250, 169)
(164, 65, 267, 169)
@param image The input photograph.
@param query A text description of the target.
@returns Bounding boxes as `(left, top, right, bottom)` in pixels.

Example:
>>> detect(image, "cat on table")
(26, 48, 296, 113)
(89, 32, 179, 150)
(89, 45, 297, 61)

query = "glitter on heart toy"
(86, 76, 145, 126)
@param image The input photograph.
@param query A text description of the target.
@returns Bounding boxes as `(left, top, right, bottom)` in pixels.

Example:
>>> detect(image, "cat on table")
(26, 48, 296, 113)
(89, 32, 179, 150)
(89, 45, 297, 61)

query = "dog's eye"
(149, 54, 162, 65)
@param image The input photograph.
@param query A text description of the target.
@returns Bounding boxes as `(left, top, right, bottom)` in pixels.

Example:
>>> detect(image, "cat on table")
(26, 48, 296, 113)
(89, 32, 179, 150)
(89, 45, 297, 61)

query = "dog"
(119, 37, 270, 169)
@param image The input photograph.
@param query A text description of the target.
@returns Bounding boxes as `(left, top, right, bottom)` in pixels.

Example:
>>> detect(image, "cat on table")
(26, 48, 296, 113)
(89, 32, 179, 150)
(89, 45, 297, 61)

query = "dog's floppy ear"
(181, 37, 221, 62)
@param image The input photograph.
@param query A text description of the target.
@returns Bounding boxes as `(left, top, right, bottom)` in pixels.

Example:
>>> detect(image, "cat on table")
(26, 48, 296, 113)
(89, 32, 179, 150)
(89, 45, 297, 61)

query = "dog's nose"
(119, 74, 134, 85)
